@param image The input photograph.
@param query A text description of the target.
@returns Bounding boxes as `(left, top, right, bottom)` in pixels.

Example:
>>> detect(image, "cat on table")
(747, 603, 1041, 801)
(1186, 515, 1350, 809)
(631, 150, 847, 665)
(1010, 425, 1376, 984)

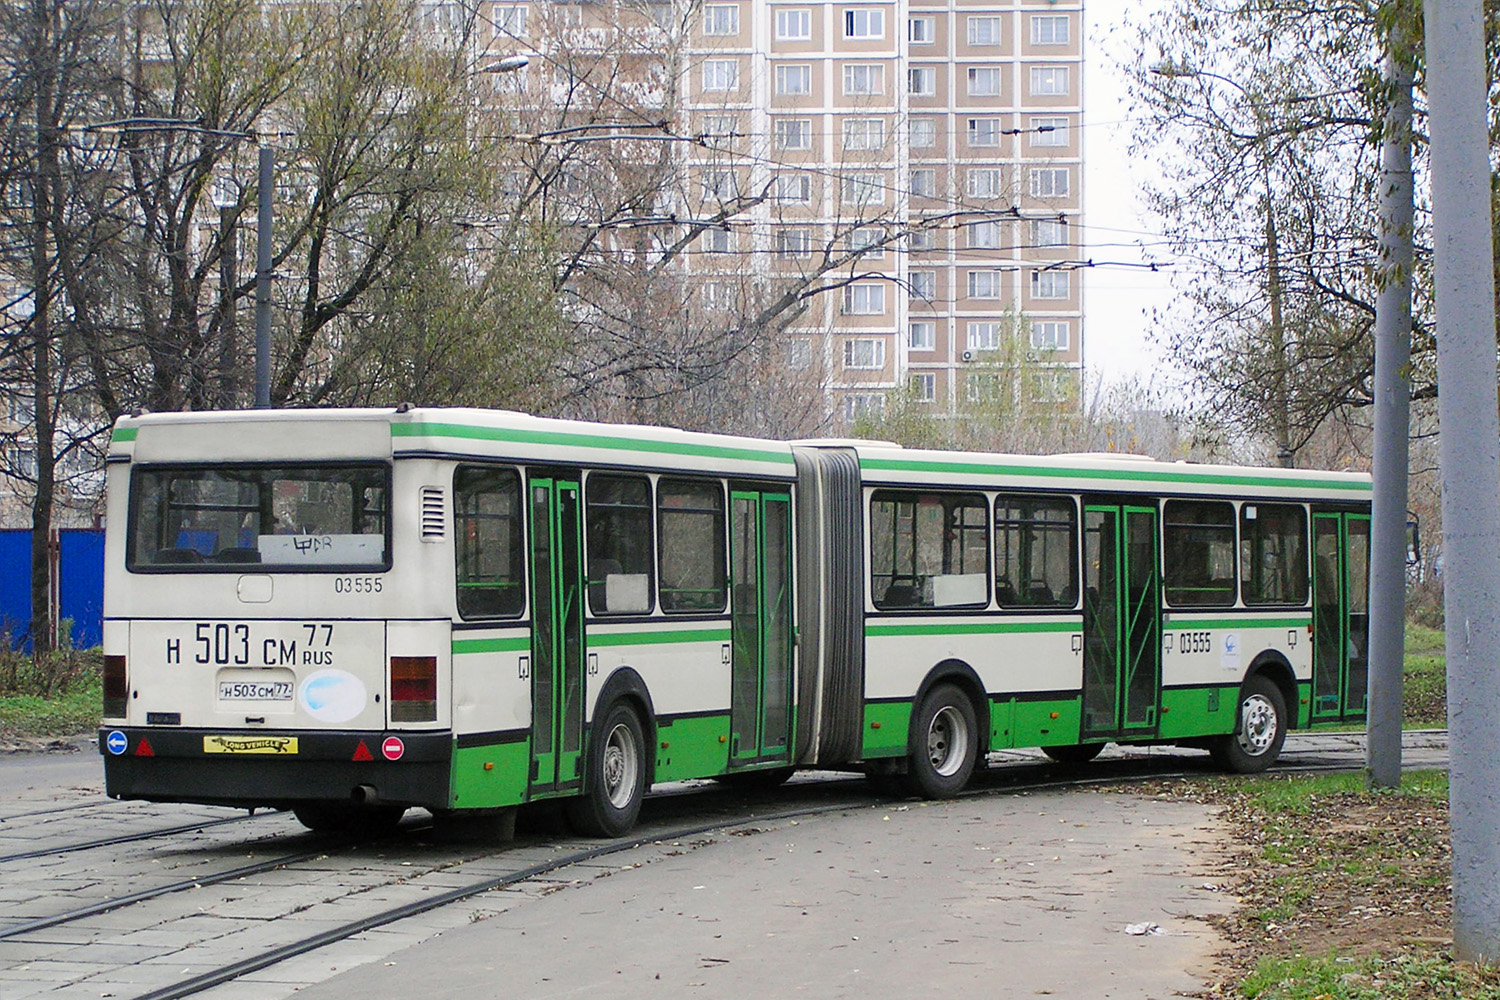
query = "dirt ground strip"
(1121, 779, 1500, 997)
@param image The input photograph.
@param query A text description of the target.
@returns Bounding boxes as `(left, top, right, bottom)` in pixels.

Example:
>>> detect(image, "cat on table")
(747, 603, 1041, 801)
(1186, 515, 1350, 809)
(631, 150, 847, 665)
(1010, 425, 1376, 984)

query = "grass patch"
(1243, 954, 1500, 999)
(0, 675, 102, 737)
(0, 641, 102, 740)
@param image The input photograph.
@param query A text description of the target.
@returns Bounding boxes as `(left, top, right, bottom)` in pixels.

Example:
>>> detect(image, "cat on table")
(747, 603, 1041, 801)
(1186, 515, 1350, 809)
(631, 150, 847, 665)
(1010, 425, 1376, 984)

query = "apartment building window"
(1031, 321, 1070, 351)
(911, 373, 936, 402)
(777, 228, 813, 258)
(702, 227, 733, 254)
(908, 229, 936, 251)
(703, 4, 739, 35)
(845, 393, 885, 421)
(843, 64, 885, 96)
(968, 67, 1002, 97)
(1031, 271, 1070, 299)
(843, 283, 886, 314)
(844, 8, 884, 38)
(703, 170, 738, 200)
(967, 167, 1004, 198)
(704, 59, 739, 92)
(909, 118, 936, 148)
(968, 220, 1002, 248)
(1031, 218, 1067, 247)
(909, 321, 936, 350)
(495, 5, 526, 37)
(702, 281, 733, 309)
(968, 271, 1004, 299)
(1032, 14, 1070, 45)
(776, 8, 810, 40)
(1030, 66, 1069, 96)
(908, 66, 937, 96)
(775, 118, 812, 150)
(702, 115, 737, 144)
(1030, 167, 1069, 198)
(967, 372, 1006, 403)
(775, 172, 812, 203)
(908, 16, 934, 43)
(844, 338, 886, 369)
(967, 118, 1001, 147)
(968, 16, 1001, 46)
(776, 64, 812, 95)
(909, 270, 936, 300)
(967, 321, 1001, 351)
(849, 227, 885, 257)
(909, 168, 935, 198)
(843, 118, 885, 150)
(1030, 116, 1069, 147)
(841, 172, 885, 205)
(786, 338, 812, 369)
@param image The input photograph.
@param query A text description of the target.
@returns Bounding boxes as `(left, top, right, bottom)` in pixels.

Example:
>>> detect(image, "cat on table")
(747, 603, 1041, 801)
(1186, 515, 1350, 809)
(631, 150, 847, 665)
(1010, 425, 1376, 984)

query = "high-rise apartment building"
(478, 0, 1085, 426)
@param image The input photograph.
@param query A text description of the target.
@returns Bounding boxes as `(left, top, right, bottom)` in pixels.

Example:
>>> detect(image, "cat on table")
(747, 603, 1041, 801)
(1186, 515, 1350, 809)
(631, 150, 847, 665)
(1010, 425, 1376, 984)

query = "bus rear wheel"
(1210, 674, 1287, 774)
(905, 684, 978, 799)
(566, 702, 647, 838)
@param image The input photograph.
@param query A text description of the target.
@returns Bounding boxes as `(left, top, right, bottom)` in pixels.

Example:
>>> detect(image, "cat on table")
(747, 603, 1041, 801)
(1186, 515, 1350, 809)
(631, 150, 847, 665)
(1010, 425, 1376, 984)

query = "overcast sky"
(1082, 1, 1175, 389)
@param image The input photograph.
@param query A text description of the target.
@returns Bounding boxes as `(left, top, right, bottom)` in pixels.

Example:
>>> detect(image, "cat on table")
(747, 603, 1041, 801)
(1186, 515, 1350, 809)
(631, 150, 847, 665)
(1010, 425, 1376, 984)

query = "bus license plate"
(218, 681, 293, 701)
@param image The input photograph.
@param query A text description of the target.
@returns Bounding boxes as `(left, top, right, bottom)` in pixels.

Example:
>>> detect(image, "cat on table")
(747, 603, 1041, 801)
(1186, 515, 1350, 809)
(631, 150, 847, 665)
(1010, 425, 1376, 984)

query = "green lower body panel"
(1008, 697, 1082, 748)
(656, 714, 731, 782)
(861, 701, 911, 758)
(449, 740, 530, 809)
(1157, 687, 1235, 740)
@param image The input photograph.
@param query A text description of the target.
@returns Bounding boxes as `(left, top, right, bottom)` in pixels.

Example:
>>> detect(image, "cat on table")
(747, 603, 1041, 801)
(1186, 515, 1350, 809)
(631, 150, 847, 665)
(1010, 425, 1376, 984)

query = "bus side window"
(586, 474, 655, 615)
(454, 466, 526, 619)
(994, 494, 1078, 609)
(1163, 499, 1237, 607)
(658, 479, 727, 613)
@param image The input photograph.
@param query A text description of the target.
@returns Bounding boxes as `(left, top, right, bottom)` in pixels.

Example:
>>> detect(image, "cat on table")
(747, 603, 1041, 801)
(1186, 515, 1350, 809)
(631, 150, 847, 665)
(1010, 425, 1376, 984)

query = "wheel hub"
(1237, 693, 1278, 755)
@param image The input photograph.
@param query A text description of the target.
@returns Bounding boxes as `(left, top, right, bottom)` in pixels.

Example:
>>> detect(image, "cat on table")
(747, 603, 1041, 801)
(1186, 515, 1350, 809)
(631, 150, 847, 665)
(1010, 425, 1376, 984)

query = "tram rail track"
(0, 731, 1451, 1000)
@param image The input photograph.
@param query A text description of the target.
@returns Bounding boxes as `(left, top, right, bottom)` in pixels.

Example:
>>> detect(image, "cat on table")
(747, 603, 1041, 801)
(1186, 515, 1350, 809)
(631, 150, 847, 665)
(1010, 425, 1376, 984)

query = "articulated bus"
(99, 408, 1372, 836)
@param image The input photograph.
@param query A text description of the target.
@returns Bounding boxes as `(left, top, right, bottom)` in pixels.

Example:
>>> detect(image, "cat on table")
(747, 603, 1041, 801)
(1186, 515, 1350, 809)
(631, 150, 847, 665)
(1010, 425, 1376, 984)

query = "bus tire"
(1210, 674, 1287, 774)
(566, 702, 647, 838)
(905, 683, 978, 799)
(1042, 742, 1104, 764)
(292, 802, 405, 835)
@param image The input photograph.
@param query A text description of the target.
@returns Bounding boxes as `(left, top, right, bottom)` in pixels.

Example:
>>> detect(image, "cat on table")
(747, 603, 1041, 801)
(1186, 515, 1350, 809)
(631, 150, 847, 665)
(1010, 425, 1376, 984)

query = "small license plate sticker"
(218, 681, 294, 702)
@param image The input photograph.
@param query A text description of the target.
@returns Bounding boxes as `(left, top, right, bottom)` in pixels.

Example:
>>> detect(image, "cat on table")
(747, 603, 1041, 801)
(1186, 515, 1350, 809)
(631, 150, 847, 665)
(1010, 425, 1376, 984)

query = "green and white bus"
(99, 407, 1372, 835)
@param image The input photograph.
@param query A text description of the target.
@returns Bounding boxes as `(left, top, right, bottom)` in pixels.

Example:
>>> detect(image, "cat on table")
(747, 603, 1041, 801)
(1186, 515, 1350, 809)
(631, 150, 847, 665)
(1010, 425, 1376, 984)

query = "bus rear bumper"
(98, 727, 452, 810)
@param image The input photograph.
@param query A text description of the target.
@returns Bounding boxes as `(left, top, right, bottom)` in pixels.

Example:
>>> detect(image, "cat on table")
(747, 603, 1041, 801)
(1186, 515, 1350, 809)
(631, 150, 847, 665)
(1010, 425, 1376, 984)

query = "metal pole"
(254, 145, 273, 409)
(1424, 0, 1500, 964)
(1365, 36, 1414, 791)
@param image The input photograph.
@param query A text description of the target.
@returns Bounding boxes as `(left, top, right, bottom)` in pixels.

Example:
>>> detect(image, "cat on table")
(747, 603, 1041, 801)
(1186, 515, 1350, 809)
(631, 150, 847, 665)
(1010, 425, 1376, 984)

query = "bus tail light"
(390, 656, 437, 722)
(104, 655, 128, 718)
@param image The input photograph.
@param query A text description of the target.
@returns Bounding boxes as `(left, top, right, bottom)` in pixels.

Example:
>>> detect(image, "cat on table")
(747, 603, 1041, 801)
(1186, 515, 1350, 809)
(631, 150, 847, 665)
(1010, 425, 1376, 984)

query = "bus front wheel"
(905, 684, 978, 799)
(566, 702, 647, 838)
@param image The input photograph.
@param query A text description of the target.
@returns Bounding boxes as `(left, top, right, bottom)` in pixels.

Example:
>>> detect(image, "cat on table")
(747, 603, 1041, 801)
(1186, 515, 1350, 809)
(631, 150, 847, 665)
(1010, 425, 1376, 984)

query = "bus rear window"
(129, 464, 389, 571)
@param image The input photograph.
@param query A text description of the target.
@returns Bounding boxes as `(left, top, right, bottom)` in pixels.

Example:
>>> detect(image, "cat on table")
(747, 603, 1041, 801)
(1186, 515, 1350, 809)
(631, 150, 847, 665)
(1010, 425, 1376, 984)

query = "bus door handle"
(518, 655, 529, 680)
(1071, 634, 1082, 654)
(588, 652, 599, 676)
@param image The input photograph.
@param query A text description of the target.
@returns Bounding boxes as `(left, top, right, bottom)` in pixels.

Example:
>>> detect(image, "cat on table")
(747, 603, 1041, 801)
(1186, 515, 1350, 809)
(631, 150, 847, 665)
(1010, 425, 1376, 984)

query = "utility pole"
(1424, 0, 1500, 963)
(1365, 10, 1415, 791)
(254, 145, 273, 409)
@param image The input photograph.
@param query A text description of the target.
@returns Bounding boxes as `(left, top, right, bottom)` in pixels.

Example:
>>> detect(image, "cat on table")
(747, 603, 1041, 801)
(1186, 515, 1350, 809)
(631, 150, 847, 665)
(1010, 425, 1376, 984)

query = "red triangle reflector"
(352, 740, 374, 762)
(135, 738, 154, 757)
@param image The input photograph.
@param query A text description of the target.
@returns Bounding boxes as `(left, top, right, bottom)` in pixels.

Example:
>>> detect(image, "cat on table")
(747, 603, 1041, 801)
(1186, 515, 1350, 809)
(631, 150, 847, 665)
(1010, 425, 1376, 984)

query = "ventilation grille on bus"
(419, 486, 445, 541)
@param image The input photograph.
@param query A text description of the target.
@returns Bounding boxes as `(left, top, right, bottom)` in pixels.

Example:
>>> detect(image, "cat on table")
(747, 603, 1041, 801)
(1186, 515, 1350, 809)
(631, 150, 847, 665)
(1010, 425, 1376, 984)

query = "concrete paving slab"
(289, 790, 1232, 1000)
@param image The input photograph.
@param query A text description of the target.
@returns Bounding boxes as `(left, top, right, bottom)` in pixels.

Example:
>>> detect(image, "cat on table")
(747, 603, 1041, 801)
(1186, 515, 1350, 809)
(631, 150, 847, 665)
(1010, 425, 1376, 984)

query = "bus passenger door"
(528, 475, 586, 795)
(728, 490, 794, 765)
(1311, 511, 1371, 723)
(1082, 503, 1161, 738)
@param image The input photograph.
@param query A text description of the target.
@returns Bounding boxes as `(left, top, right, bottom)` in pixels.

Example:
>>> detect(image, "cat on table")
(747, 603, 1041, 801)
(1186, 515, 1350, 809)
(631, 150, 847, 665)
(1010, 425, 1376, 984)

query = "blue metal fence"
(0, 529, 106, 651)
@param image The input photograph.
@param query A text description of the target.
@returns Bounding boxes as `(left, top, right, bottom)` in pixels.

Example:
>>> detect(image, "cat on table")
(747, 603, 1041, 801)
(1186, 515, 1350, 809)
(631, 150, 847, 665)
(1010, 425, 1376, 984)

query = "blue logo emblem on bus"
(106, 731, 128, 755)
